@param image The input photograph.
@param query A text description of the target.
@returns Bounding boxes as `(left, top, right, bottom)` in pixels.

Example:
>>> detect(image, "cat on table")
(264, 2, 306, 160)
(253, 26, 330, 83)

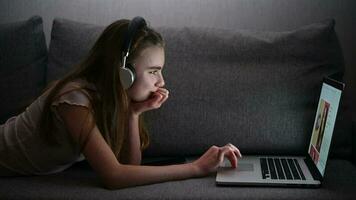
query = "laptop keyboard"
(260, 158, 306, 180)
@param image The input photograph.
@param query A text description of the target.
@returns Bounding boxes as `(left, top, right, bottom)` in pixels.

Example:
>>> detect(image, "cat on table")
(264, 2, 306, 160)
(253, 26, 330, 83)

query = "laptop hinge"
(304, 157, 323, 181)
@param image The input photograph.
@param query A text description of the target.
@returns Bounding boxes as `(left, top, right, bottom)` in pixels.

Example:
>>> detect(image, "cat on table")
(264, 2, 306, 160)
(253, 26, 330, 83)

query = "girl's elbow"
(101, 167, 132, 190)
(104, 183, 120, 190)
(104, 183, 116, 190)
(103, 178, 127, 190)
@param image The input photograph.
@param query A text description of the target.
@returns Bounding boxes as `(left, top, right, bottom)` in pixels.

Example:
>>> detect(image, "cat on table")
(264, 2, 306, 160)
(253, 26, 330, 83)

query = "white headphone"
(119, 16, 147, 89)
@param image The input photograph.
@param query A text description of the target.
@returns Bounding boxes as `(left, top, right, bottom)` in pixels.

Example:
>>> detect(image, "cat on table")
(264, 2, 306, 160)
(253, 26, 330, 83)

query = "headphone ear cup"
(126, 63, 136, 80)
(119, 64, 136, 89)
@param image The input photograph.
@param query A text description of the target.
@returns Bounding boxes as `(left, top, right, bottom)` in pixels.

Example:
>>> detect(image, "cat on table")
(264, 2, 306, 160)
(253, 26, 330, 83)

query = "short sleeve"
(51, 89, 91, 108)
(51, 80, 94, 109)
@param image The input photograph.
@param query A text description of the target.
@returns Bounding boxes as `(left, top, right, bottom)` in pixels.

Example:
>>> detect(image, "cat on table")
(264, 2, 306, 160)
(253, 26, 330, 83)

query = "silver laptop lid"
(307, 77, 345, 177)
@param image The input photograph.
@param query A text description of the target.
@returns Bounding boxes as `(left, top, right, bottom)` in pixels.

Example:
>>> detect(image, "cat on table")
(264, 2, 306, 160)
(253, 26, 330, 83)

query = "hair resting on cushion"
(39, 19, 165, 161)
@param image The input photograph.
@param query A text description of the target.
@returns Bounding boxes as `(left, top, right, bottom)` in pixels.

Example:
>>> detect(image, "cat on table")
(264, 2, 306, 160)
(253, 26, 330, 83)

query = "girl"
(0, 17, 242, 189)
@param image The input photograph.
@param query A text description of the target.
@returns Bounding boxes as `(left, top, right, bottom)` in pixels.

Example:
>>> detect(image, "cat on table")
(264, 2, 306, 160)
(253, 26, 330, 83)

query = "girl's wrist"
(190, 161, 203, 177)
(129, 111, 140, 120)
(128, 105, 141, 118)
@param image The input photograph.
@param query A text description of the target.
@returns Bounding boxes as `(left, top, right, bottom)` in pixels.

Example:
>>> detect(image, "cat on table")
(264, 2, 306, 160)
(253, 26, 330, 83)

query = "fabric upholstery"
(0, 16, 47, 123)
(0, 159, 355, 200)
(46, 19, 103, 82)
(46, 18, 352, 159)
(146, 20, 350, 158)
(1, 15, 356, 200)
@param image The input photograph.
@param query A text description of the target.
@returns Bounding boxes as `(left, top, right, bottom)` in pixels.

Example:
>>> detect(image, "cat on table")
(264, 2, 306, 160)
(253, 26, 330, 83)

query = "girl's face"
(127, 46, 165, 102)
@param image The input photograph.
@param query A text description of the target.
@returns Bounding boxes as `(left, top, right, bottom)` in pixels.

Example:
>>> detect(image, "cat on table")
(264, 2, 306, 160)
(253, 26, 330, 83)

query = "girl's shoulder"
(61, 78, 96, 93)
(51, 79, 97, 109)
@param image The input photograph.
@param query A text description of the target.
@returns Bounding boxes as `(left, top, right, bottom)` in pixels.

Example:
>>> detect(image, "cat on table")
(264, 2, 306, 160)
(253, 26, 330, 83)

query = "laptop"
(216, 77, 345, 188)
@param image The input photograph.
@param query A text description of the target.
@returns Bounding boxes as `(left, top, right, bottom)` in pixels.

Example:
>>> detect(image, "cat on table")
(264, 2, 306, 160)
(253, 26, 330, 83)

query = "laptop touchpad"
(220, 163, 254, 171)
(237, 163, 254, 171)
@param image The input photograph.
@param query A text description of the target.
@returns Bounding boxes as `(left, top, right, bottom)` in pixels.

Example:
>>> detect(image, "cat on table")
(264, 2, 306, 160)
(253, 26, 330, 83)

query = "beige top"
(0, 79, 96, 176)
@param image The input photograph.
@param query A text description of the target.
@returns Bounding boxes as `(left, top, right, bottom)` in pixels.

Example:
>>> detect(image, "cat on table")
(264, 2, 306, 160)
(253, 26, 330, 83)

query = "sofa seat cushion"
(0, 159, 355, 199)
(0, 16, 47, 123)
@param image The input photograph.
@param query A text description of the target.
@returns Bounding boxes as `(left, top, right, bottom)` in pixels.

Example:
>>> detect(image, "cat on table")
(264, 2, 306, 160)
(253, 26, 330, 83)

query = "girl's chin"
(131, 93, 152, 103)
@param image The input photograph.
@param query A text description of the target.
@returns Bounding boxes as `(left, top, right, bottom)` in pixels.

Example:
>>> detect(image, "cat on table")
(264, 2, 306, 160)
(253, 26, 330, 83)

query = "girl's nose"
(155, 76, 165, 88)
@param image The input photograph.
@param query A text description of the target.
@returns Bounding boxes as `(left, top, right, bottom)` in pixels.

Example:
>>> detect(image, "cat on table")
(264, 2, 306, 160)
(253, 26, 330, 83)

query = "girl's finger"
(157, 88, 169, 94)
(219, 147, 238, 168)
(158, 92, 169, 104)
(227, 143, 242, 158)
(152, 93, 164, 107)
(156, 90, 169, 99)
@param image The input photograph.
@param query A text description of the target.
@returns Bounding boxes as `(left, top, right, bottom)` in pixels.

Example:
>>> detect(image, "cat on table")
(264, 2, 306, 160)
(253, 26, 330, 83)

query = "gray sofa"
(0, 16, 355, 199)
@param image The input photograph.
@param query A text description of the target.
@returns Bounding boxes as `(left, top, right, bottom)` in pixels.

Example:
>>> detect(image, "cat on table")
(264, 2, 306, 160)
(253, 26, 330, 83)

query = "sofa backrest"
(46, 18, 353, 159)
(46, 19, 103, 82)
(0, 16, 47, 123)
(149, 21, 351, 158)
(1, 16, 351, 159)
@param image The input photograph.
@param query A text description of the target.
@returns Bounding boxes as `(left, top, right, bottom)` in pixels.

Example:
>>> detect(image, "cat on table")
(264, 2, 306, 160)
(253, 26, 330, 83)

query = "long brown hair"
(39, 19, 165, 159)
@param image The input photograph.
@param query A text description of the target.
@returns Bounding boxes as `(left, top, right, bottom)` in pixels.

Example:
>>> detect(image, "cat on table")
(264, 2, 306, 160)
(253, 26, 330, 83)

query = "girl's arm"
(120, 88, 170, 165)
(119, 113, 142, 165)
(57, 104, 241, 189)
(85, 125, 198, 189)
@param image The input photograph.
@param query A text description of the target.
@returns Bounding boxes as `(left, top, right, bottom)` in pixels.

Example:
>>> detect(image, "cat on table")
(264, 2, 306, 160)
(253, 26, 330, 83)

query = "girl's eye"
(149, 70, 158, 75)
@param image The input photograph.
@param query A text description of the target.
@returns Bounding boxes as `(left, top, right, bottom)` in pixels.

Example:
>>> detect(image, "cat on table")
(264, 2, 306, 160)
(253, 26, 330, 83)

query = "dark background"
(0, 0, 355, 118)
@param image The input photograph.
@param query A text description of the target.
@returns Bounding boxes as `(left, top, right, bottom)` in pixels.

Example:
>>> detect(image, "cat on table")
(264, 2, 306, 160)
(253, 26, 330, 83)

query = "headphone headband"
(122, 16, 147, 57)
(120, 16, 147, 90)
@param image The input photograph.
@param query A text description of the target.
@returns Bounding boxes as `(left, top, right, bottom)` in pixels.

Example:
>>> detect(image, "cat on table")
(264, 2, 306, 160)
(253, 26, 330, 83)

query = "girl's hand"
(129, 88, 169, 116)
(192, 143, 242, 177)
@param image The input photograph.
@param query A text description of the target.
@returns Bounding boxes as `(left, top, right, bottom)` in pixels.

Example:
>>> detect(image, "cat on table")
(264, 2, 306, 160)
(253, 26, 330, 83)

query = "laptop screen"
(307, 79, 343, 176)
